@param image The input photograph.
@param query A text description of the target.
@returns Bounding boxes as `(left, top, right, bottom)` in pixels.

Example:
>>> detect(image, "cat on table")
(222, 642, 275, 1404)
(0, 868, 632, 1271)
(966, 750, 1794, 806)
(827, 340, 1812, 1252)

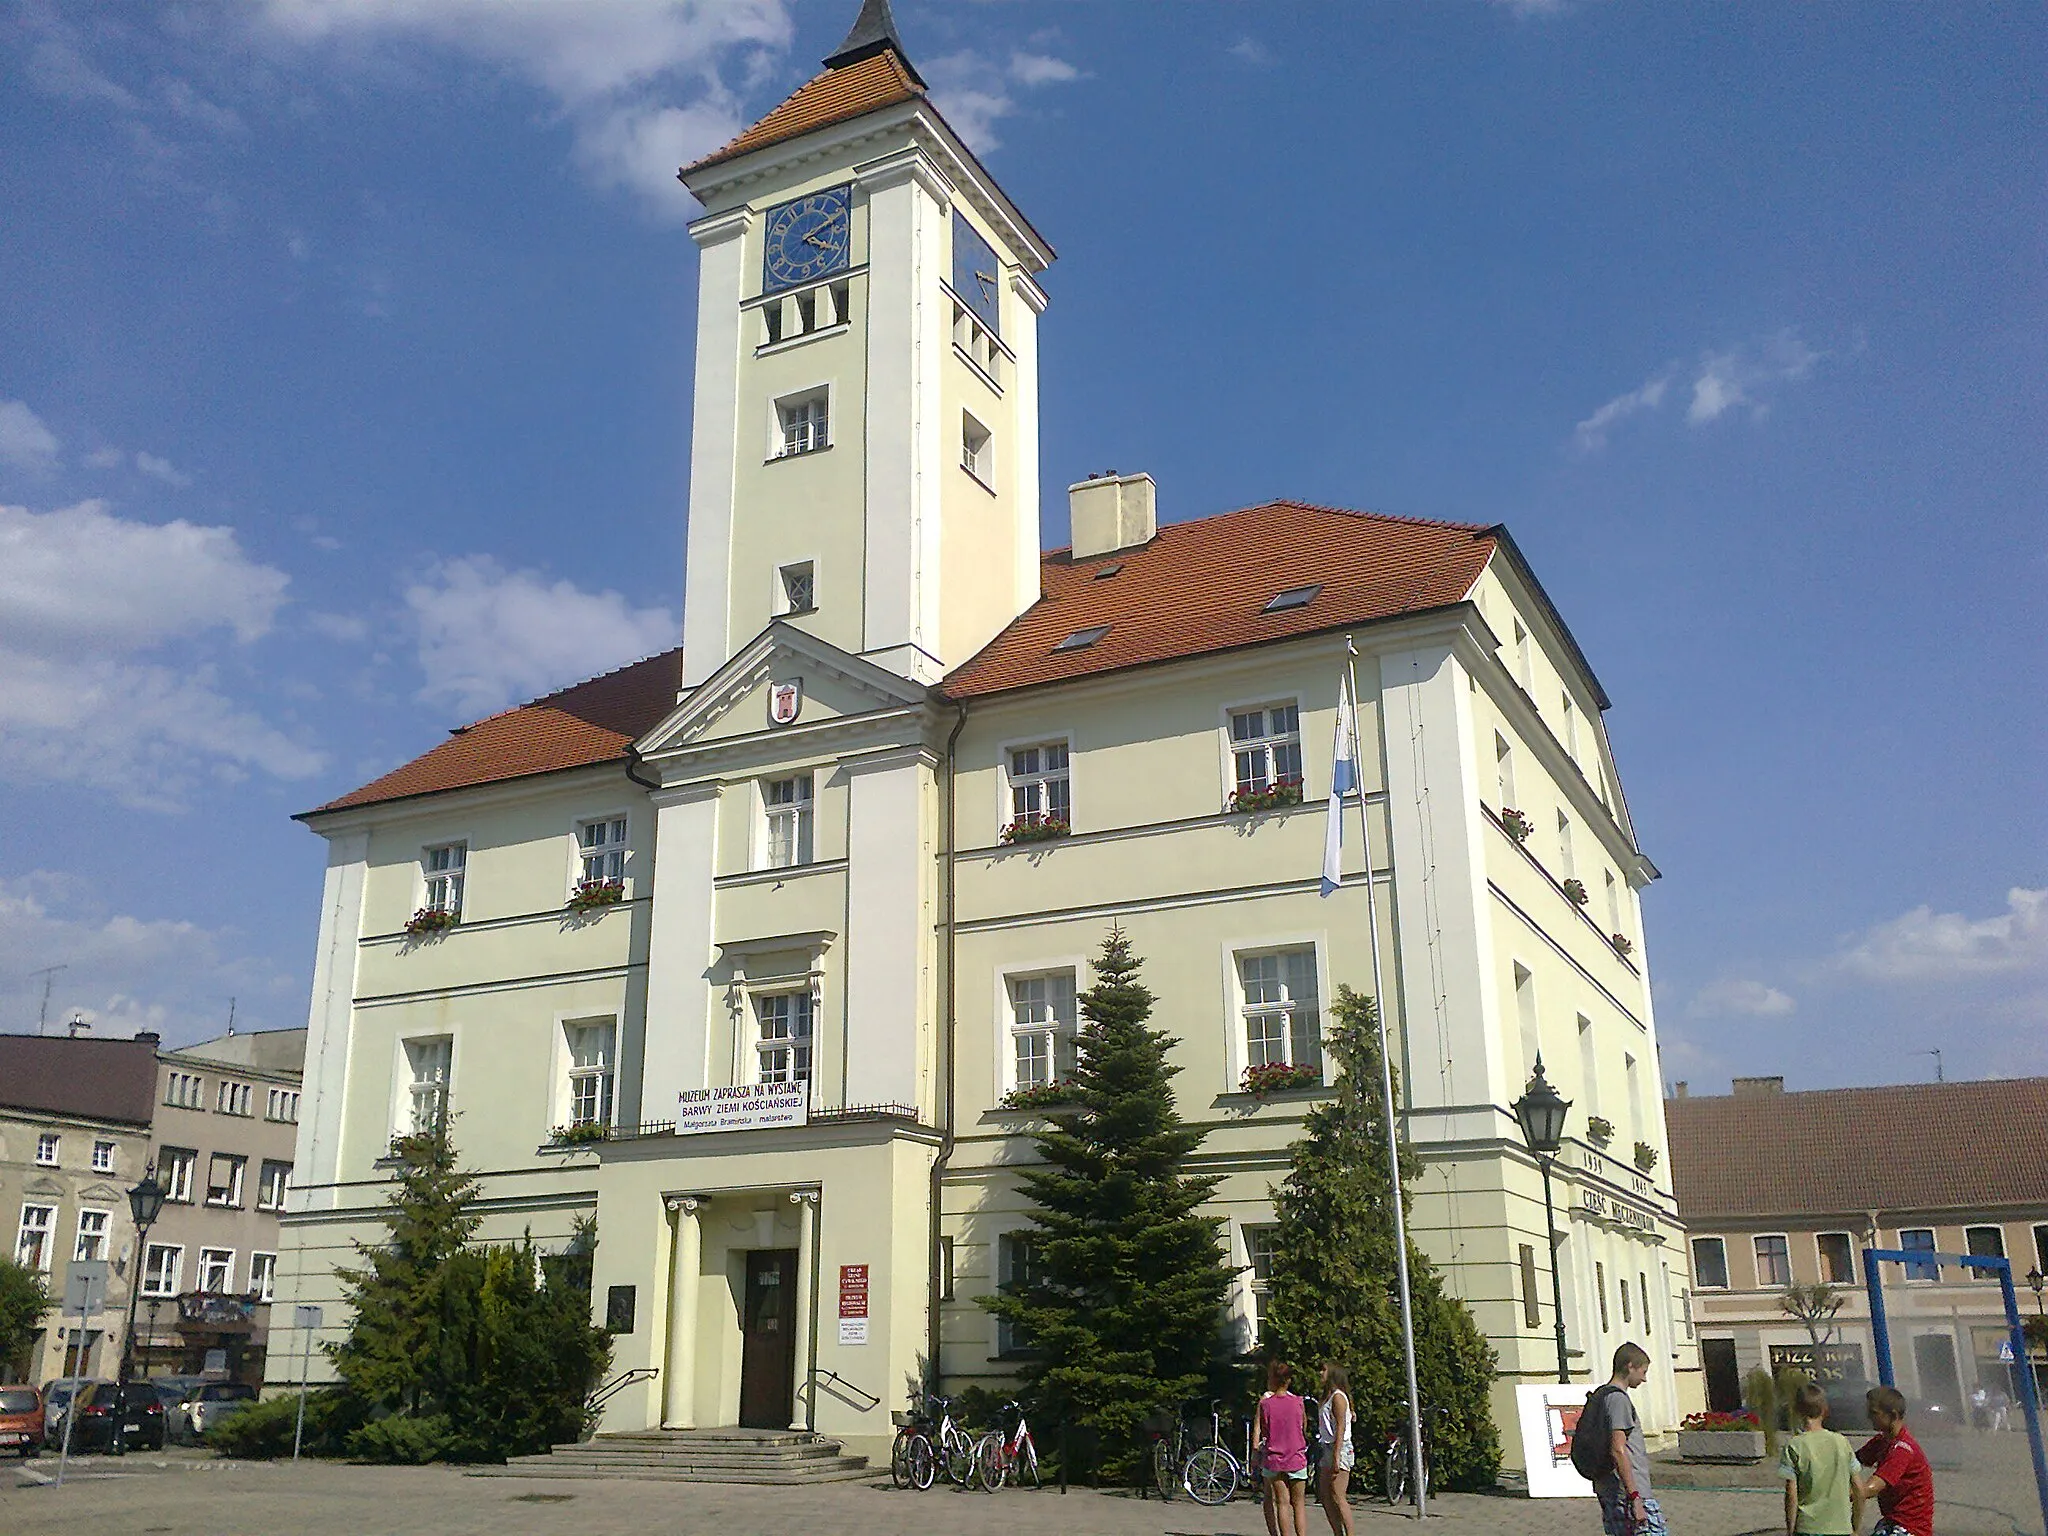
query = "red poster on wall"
(838, 1264, 869, 1345)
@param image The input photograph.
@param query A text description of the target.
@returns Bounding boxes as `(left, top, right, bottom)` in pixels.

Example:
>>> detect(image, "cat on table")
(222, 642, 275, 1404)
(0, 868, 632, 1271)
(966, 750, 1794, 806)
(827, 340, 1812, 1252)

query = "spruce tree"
(980, 927, 1237, 1477)
(1262, 985, 1502, 1491)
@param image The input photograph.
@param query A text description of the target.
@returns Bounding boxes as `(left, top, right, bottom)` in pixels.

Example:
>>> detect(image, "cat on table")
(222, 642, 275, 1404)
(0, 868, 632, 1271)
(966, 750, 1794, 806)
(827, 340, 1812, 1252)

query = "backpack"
(1568, 1385, 1626, 1480)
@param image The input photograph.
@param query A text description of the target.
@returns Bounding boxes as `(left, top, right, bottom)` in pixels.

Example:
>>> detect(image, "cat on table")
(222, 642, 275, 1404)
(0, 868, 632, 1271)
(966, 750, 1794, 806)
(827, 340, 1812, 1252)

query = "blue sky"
(1, 1, 2041, 1092)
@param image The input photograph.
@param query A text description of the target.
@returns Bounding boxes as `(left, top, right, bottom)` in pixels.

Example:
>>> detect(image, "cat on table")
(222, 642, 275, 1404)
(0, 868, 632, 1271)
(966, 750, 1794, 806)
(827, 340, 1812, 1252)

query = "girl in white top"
(1316, 1362, 1355, 1536)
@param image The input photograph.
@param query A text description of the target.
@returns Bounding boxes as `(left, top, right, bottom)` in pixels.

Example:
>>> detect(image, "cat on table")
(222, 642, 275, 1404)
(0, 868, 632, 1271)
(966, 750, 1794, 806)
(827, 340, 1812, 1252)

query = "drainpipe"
(927, 700, 969, 1395)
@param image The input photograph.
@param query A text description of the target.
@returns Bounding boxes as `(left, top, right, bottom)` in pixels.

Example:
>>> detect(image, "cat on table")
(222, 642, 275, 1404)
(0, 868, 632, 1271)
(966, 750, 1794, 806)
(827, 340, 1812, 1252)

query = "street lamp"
(2029, 1267, 2045, 1319)
(1513, 1055, 1574, 1384)
(119, 1166, 168, 1385)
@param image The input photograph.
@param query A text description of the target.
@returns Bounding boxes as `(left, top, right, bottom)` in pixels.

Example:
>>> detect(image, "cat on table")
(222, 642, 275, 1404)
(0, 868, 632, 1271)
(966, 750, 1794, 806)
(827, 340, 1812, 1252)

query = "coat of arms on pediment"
(768, 680, 803, 726)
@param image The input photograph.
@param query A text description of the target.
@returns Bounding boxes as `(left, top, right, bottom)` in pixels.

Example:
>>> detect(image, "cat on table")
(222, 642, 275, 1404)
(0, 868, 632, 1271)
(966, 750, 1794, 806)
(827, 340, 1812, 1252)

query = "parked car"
(65, 1381, 166, 1453)
(39, 1379, 106, 1448)
(0, 1385, 43, 1457)
(146, 1376, 209, 1440)
(184, 1381, 258, 1440)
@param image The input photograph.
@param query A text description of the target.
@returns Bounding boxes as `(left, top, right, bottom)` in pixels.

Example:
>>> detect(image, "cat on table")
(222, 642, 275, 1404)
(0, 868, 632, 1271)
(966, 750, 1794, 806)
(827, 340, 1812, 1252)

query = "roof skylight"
(1053, 624, 1111, 653)
(1092, 562, 1124, 579)
(1263, 583, 1323, 613)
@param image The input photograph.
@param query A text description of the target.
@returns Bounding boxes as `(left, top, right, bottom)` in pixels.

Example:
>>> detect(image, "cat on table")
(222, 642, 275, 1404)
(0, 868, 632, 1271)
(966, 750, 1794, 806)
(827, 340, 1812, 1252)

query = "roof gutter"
(927, 698, 969, 1391)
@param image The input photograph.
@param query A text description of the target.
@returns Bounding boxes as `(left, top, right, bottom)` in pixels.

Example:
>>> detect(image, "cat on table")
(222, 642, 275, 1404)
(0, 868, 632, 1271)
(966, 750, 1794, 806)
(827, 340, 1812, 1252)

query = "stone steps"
(471, 1427, 873, 1486)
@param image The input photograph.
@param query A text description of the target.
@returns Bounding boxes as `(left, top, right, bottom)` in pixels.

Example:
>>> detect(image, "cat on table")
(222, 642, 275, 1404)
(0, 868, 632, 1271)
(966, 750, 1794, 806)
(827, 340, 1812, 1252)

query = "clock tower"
(677, 0, 1055, 689)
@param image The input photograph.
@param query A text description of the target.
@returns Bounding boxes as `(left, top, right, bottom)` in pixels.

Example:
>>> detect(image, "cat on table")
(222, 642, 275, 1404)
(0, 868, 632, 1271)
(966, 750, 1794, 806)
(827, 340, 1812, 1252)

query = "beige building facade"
(270, 8, 1694, 1464)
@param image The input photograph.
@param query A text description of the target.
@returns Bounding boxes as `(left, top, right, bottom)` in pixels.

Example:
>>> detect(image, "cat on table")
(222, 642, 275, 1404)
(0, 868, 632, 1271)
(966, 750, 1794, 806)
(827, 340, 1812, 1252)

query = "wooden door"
(738, 1249, 799, 1429)
(1701, 1338, 1742, 1412)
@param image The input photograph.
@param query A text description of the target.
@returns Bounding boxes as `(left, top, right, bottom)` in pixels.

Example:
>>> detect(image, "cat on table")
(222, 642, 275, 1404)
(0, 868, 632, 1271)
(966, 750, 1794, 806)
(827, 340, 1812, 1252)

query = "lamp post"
(144, 1297, 162, 1378)
(119, 1166, 168, 1385)
(1513, 1056, 1574, 1384)
(2028, 1267, 2045, 1321)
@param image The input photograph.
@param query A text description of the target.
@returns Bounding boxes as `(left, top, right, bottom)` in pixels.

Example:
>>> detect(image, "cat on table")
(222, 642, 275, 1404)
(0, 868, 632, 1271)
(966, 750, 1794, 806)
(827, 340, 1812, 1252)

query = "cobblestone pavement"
(3, 1448, 2039, 1536)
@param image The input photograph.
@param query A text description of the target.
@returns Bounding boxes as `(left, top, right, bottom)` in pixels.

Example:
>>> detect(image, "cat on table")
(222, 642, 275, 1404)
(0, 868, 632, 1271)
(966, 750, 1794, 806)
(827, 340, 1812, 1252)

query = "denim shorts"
(1595, 1476, 1667, 1536)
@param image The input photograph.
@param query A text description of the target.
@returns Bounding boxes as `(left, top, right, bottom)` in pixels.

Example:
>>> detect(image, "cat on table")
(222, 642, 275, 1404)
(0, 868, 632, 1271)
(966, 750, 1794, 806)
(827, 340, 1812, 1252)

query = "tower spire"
(822, 0, 924, 87)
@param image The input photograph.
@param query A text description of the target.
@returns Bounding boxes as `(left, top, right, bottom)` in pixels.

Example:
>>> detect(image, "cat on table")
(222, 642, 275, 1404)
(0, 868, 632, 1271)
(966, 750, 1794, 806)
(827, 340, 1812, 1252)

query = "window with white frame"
(1691, 1236, 1729, 1289)
(1816, 1232, 1855, 1284)
(566, 1020, 616, 1127)
(576, 816, 627, 888)
(996, 1231, 1042, 1356)
(1495, 732, 1516, 810)
(961, 411, 992, 482)
(198, 1248, 235, 1293)
(763, 775, 814, 868)
(1754, 1234, 1792, 1288)
(165, 1071, 204, 1109)
(206, 1153, 246, 1208)
(160, 1146, 197, 1203)
(217, 1079, 254, 1116)
(754, 992, 813, 1085)
(1006, 742, 1070, 832)
(266, 1087, 300, 1123)
(35, 1132, 58, 1166)
(405, 1037, 453, 1135)
(14, 1204, 55, 1270)
(1898, 1228, 1939, 1281)
(779, 561, 816, 614)
(1229, 704, 1302, 796)
(1245, 1224, 1279, 1345)
(1966, 1225, 2006, 1272)
(142, 1243, 183, 1297)
(1238, 948, 1322, 1079)
(1007, 972, 1077, 1091)
(92, 1139, 115, 1173)
(423, 841, 466, 916)
(74, 1208, 111, 1263)
(776, 390, 829, 456)
(250, 1252, 277, 1303)
(257, 1160, 292, 1211)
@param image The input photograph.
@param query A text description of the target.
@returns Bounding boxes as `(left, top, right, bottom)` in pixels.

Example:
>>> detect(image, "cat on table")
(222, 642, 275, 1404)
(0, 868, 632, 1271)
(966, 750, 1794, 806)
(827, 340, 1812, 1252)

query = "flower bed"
(1227, 778, 1304, 815)
(404, 907, 459, 937)
(548, 1121, 609, 1147)
(1001, 816, 1071, 845)
(567, 878, 626, 912)
(999, 1081, 1080, 1111)
(1500, 807, 1534, 844)
(1678, 1411, 1764, 1463)
(1241, 1061, 1320, 1098)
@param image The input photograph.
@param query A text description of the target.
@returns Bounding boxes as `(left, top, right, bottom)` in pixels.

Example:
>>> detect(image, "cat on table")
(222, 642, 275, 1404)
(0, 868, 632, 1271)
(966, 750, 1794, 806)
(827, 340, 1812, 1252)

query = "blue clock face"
(952, 211, 1001, 337)
(762, 186, 851, 293)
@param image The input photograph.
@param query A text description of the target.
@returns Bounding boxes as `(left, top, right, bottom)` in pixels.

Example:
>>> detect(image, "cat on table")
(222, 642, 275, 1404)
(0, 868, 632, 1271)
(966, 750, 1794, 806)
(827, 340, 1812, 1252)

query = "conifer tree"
(980, 927, 1237, 1477)
(1262, 985, 1502, 1491)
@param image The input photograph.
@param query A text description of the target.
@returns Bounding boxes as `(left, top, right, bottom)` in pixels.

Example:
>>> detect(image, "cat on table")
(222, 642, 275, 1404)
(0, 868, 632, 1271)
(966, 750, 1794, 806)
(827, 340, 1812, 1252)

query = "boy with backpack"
(1570, 1342, 1663, 1536)
(1779, 1382, 1861, 1535)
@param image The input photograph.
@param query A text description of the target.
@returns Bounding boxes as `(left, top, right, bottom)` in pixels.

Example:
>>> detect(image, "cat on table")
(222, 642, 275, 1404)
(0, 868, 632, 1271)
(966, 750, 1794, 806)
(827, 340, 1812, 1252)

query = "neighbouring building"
(270, 0, 1692, 1461)
(1669, 1074, 2048, 1417)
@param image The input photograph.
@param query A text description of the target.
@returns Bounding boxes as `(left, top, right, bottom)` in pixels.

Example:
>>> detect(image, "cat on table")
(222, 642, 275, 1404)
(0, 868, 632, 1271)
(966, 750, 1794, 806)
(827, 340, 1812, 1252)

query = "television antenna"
(1917, 1049, 1944, 1083)
(25, 964, 67, 1034)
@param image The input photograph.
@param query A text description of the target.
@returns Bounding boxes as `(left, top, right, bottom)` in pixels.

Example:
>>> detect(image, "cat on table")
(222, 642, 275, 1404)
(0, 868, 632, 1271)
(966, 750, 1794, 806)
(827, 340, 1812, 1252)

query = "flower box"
(1561, 877, 1589, 906)
(1001, 816, 1071, 845)
(1611, 933, 1634, 957)
(1241, 1061, 1320, 1098)
(1227, 779, 1304, 816)
(1633, 1141, 1659, 1173)
(999, 1081, 1079, 1111)
(1585, 1115, 1615, 1145)
(1678, 1413, 1764, 1462)
(567, 878, 626, 912)
(404, 907, 459, 938)
(1500, 807, 1534, 844)
(548, 1122, 609, 1147)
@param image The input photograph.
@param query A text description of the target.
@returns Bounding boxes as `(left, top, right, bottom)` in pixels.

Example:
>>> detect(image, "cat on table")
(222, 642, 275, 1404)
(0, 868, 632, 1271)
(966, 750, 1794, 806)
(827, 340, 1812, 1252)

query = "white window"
(1494, 732, 1517, 810)
(1238, 948, 1322, 1078)
(198, 1248, 235, 1293)
(143, 1243, 183, 1298)
(406, 1037, 453, 1135)
(206, 1153, 246, 1208)
(217, 1080, 254, 1116)
(257, 1160, 292, 1211)
(266, 1087, 300, 1122)
(249, 1252, 277, 1303)
(1007, 972, 1078, 1090)
(961, 411, 992, 482)
(779, 561, 816, 614)
(1556, 813, 1576, 881)
(73, 1208, 111, 1263)
(763, 776, 814, 869)
(1245, 1224, 1279, 1345)
(1899, 1227, 1939, 1282)
(566, 1021, 616, 1127)
(165, 1071, 204, 1109)
(91, 1139, 115, 1173)
(35, 1132, 58, 1166)
(1691, 1236, 1728, 1290)
(1229, 704, 1303, 795)
(15, 1204, 54, 1271)
(754, 992, 813, 1085)
(1816, 1232, 1855, 1284)
(776, 391, 829, 456)
(577, 816, 628, 886)
(423, 841, 466, 916)
(1006, 742, 1070, 830)
(160, 1146, 197, 1203)
(1754, 1234, 1792, 1288)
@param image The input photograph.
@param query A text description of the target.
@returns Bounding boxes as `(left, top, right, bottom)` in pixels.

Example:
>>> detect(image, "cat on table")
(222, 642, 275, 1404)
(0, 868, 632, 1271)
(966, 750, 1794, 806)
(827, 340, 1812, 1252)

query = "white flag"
(1322, 672, 1359, 896)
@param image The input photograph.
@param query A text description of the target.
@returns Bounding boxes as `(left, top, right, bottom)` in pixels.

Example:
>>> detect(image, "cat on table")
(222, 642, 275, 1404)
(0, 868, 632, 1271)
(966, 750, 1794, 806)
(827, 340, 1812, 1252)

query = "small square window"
(1262, 584, 1321, 613)
(35, 1133, 59, 1167)
(780, 562, 816, 614)
(91, 1140, 114, 1173)
(961, 412, 992, 483)
(1053, 624, 1109, 653)
(777, 392, 829, 457)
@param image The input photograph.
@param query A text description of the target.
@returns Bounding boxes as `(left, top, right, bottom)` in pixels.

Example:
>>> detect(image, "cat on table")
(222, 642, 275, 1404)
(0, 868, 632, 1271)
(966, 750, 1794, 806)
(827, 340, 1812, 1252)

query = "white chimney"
(1068, 471, 1157, 560)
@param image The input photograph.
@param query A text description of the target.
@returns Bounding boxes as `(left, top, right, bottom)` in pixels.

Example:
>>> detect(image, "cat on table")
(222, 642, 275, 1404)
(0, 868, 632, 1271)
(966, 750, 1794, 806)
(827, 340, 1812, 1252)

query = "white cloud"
(1834, 887, 2048, 984)
(0, 399, 61, 473)
(1494, 0, 1569, 15)
(134, 449, 193, 486)
(406, 555, 675, 717)
(308, 611, 369, 642)
(1573, 373, 1670, 454)
(1009, 51, 1079, 88)
(1228, 37, 1273, 67)
(1687, 977, 1797, 1019)
(1573, 329, 1823, 451)
(925, 46, 1084, 154)
(84, 445, 126, 469)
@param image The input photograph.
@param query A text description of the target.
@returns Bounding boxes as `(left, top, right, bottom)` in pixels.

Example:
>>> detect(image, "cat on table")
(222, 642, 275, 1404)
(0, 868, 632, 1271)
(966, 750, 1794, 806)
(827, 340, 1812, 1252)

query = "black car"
(67, 1381, 166, 1452)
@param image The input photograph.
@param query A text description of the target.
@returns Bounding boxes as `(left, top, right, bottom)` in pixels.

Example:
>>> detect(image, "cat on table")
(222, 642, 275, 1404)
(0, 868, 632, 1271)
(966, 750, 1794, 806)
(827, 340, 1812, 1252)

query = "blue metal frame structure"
(1862, 1245, 2048, 1535)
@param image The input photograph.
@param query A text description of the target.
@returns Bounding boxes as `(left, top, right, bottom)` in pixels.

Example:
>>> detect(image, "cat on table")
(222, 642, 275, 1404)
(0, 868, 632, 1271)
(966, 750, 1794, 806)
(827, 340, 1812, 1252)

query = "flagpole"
(1344, 637, 1428, 1518)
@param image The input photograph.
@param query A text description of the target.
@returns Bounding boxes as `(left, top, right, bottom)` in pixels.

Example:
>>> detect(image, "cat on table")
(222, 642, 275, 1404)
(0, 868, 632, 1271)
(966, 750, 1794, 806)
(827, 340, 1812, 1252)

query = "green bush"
(206, 1389, 364, 1459)
(349, 1414, 457, 1463)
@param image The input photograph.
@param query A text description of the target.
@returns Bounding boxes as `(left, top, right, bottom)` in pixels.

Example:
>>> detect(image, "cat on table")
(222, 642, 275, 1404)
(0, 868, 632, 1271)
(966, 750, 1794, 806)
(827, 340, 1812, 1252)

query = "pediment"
(77, 1182, 122, 1202)
(637, 622, 932, 759)
(22, 1175, 64, 1198)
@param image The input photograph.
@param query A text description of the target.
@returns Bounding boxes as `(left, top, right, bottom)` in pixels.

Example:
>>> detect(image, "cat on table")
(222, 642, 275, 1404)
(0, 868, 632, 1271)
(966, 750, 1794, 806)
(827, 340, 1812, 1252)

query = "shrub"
(206, 1388, 364, 1459)
(350, 1413, 457, 1463)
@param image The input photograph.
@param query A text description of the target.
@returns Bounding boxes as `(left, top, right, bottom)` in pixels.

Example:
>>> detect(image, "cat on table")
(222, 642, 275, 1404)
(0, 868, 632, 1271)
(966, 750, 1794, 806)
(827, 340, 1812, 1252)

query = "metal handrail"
(803, 1367, 880, 1413)
(585, 1367, 658, 1414)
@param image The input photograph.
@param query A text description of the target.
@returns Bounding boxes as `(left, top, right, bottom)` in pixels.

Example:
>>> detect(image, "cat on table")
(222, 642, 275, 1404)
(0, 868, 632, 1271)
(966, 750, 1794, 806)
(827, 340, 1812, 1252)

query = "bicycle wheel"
(890, 1429, 914, 1489)
(1152, 1435, 1178, 1501)
(1018, 1438, 1041, 1490)
(943, 1432, 975, 1486)
(1182, 1445, 1238, 1506)
(974, 1432, 1007, 1492)
(908, 1434, 937, 1490)
(1384, 1439, 1407, 1505)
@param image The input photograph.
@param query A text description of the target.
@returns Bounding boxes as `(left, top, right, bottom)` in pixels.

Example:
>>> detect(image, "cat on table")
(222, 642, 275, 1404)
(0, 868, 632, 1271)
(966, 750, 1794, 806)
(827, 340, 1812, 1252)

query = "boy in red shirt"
(1856, 1385, 1935, 1536)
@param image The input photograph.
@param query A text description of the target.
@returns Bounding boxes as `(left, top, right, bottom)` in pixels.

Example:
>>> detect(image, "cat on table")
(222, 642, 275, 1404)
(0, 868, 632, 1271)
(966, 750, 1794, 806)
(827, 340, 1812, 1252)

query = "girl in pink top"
(1255, 1358, 1312, 1536)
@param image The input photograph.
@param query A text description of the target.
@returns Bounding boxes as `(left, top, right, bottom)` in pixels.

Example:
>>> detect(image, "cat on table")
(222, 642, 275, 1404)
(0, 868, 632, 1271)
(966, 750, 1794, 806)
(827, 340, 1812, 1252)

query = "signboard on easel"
(1514, 1383, 1597, 1499)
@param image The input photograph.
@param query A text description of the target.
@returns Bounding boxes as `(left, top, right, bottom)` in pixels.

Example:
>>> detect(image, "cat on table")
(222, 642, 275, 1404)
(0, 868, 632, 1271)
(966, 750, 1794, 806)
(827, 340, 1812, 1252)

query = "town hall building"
(269, 0, 1697, 1465)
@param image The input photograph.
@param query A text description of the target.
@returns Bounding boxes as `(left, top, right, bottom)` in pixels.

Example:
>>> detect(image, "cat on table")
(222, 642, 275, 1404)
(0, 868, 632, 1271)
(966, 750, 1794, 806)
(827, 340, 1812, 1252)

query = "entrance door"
(1701, 1338, 1743, 1413)
(1912, 1332, 1963, 1413)
(738, 1249, 799, 1429)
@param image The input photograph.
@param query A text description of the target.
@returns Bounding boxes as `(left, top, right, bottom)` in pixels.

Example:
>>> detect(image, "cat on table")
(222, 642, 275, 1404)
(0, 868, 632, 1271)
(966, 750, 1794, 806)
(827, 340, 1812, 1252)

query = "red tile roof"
(682, 50, 924, 178)
(304, 650, 683, 817)
(1667, 1078, 2048, 1221)
(942, 501, 1497, 699)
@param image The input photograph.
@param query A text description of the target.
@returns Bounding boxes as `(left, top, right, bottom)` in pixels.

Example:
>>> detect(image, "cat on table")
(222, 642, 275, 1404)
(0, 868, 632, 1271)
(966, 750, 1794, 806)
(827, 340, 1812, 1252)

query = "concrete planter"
(1678, 1428, 1766, 1463)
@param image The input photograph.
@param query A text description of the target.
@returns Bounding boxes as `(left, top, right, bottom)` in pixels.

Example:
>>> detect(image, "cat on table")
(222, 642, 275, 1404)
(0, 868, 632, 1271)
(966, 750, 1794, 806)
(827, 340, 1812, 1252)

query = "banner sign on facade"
(675, 1081, 810, 1135)
(1514, 1383, 1598, 1499)
(838, 1264, 869, 1345)
(1768, 1342, 1866, 1385)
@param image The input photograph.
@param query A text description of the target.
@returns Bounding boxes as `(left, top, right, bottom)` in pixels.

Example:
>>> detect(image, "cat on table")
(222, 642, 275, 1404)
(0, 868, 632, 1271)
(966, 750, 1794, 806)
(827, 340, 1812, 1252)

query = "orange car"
(0, 1384, 44, 1457)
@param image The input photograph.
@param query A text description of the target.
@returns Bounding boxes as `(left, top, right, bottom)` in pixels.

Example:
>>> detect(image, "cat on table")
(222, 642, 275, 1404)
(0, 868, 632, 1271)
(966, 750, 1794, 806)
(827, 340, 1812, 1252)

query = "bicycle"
(973, 1400, 1041, 1492)
(1382, 1405, 1447, 1507)
(926, 1393, 979, 1486)
(888, 1409, 936, 1491)
(1150, 1399, 1243, 1505)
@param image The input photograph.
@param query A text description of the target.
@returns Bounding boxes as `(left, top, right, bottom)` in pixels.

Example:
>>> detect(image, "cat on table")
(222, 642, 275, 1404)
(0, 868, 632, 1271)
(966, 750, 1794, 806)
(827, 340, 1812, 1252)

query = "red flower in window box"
(567, 878, 626, 912)
(404, 907, 458, 937)
(1001, 815, 1071, 845)
(1227, 777, 1304, 815)
(1240, 1061, 1320, 1098)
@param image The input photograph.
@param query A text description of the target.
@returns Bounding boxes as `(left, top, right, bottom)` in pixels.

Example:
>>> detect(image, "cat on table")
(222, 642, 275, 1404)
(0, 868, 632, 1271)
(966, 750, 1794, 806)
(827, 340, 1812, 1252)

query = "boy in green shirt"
(1778, 1383, 1863, 1536)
